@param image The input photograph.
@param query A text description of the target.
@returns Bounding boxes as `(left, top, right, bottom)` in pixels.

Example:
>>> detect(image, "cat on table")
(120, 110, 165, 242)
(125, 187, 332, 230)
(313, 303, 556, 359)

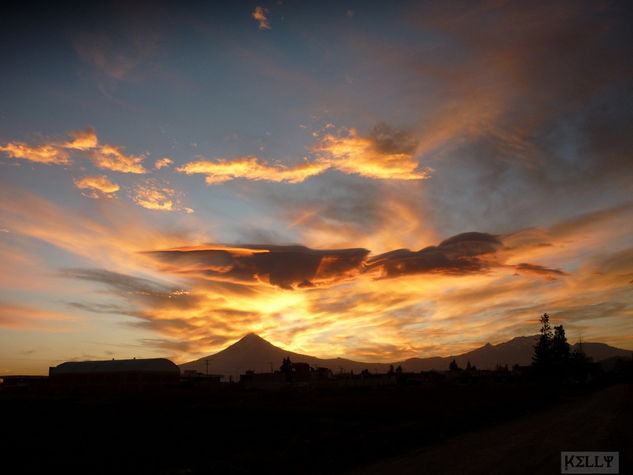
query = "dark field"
(4, 378, 632, 474)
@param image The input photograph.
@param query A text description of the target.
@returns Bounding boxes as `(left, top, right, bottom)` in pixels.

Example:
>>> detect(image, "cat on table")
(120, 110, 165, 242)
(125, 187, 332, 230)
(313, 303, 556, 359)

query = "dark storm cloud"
(145, 245, 370, 290)
(143, 233, 539, 288)
(366, 232, 502, 278)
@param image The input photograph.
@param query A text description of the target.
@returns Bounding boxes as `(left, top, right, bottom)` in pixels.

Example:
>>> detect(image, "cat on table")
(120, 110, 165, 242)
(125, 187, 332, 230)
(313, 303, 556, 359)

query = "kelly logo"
(561, 452, 619, 474)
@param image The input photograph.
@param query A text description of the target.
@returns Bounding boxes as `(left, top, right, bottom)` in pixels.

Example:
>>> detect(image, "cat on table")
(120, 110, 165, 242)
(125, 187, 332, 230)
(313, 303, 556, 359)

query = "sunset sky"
(2, 1, 632, 374)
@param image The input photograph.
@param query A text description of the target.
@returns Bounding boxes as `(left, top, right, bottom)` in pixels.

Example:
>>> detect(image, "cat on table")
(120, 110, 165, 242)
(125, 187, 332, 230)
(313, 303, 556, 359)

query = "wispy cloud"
(512, 263, 568, 281)
(31, 201, 628, 362)
(0, 302, 79, 332)
(252, 6, 270, 30)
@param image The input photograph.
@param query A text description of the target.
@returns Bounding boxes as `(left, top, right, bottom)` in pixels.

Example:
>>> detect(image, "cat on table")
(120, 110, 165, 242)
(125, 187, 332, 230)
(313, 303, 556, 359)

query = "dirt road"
(352, 384, 633, 475)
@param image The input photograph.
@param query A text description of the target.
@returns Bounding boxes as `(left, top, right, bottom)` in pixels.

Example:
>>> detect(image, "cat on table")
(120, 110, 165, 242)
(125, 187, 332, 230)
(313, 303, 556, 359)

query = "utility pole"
(206, 359, 209, 376)
(579, 335, 583, 354)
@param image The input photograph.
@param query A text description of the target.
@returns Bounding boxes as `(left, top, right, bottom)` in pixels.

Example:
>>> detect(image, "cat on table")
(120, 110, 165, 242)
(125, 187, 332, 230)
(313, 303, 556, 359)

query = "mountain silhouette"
(180, 333, 632, 379)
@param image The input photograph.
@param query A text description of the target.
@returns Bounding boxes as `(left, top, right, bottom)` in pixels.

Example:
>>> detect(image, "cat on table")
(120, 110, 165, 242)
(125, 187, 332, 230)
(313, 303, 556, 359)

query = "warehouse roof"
(50, 358, 180, 375)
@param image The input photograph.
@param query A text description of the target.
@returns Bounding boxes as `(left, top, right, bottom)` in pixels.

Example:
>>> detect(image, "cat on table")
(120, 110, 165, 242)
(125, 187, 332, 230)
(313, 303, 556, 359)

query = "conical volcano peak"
(225, 332, 280, 352)
(243, 332, 264, 340)
(237, 332, 269, 345)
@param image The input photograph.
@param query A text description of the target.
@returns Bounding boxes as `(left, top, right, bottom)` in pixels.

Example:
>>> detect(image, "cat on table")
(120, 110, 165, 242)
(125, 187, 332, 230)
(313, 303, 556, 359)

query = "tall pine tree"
(532, 313, 553, 368)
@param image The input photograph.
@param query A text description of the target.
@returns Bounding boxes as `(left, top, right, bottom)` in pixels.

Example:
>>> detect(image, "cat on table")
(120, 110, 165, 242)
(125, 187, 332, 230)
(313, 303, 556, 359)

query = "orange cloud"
(154, 157, 174, 169)
(177, 125, 431, 184)
(63, 127, 99, 150)
(0, 187, 197, 273)
(132, 179, 193, 213)
(0, 142, 70, 165)
(91, 143, 147, 174)
(314, 126, 431, 180)
(1, 128, 148, 173)
(3, 184, 631, 364)
(73, 175, 120, 198)
(252, 6, 270, 30)
(177, 156, 329, 184)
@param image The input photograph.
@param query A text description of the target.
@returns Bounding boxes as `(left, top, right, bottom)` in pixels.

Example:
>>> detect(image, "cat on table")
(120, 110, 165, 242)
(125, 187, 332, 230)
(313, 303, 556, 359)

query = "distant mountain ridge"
(180, 333, 632, 379)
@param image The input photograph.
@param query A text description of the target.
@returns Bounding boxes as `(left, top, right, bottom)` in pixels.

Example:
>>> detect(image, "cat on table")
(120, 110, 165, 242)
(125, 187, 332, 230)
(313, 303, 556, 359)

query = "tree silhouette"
(532, 314, 576, 382)
(552, 325, 570, 363)
(449, 359, 460, 371)
(532, 313, 553, 369)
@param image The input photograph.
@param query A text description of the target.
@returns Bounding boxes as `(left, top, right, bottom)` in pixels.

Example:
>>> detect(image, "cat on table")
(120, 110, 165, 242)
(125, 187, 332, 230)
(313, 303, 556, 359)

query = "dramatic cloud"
(0, 187, 194, 272)
(366, 232, 502, 278)
(143, 233, 557, 290)
(131, 179, 193, 212)
(73, 175, 119, 198)
(145, 244, 370, 290)
(2, 2, 632, 371)
(252, 6, 270, 30)
(36, 203, 630, 363)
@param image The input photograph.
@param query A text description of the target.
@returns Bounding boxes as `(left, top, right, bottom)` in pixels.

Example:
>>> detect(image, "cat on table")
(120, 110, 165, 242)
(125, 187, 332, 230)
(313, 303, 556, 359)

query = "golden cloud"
(3, 184, 632, 363)
(314, 126, 431, 180)
(0, 128, 148, 173)
(154, 157, 174, 169)
(73, 175, 120, 198)
(177, 156, 329, 184)
(177, 125, 431, 184)
(91, 143, 147, 174)
(0, 142, 70, 165)
(63, 127, 99, 150)
(132, 179, 193, 213)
